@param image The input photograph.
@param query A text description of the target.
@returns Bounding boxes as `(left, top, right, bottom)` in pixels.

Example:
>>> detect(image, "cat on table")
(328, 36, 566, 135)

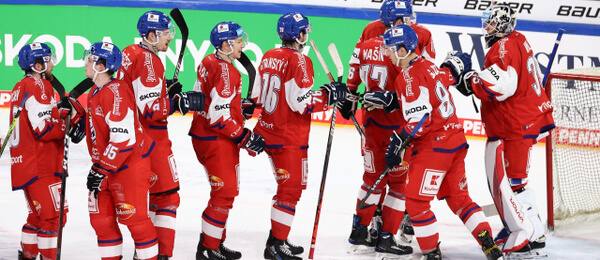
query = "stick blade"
(328, 43, 344, 81)
(170, 8, 188, 39)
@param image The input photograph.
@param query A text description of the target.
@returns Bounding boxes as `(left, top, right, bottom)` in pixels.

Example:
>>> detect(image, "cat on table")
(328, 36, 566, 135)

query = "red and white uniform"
(10, 75, 67, 259)
(86, 79, 158, 260)
(470, 31, 555, 185)
(348, 37, 409, 231)
(251, 47, 329, 241)
(189, 54, 245, 250)
(395, 57, 492, 252)
(117, 43, 179, 256)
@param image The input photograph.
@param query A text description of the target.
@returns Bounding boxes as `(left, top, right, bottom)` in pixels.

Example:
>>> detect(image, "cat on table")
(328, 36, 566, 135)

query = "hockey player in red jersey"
(250, 12, 348, 260)
(451, 4, 554, 259)
(190, 21, 265, 260)
(363, 25, 503, 260)
(10, 42, 72, 260)
(340, 0, 437, 245)
(340, 14, 415, 259)
(116, 10, 205, 259)
(72, 42, 159, 260)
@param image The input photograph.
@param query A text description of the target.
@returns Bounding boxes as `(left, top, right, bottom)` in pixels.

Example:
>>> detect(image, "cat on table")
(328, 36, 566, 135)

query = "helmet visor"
(43, 53, 57, 64)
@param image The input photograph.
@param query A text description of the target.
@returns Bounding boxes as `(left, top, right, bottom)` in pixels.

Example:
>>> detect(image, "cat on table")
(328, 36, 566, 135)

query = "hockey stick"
(542, 28, 565, 87)
(307, 39, 342, 260)
(327, 43, 365, 139)
(238, 52, 256, 99)
(169, 8, 188, 84)
(54, 78, 68, 260)
(357, 113, 430, 210)
(0, 92, 30, 157)
(68, 78, 95, 99)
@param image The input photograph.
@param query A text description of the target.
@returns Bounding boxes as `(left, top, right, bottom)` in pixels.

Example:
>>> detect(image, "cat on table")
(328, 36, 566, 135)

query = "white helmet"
(482, 3, 517, 48)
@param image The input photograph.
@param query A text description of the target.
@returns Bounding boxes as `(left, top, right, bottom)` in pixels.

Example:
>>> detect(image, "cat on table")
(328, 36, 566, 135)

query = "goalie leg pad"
(484, 140, 533, 252)
(515, 188, 546, 241)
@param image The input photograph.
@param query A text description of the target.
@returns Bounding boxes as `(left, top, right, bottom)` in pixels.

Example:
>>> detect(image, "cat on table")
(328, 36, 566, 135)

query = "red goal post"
(545, 67, 600, 231)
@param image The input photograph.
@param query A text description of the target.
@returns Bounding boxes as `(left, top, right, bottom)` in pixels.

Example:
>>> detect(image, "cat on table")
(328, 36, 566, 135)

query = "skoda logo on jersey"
(218, 24, 229, 33)
(214, 104, 230, 111)
(148, 13, 159, 22)
(140, 92, 160, 101)
(38, 110, 52, 118)
(405, 105, 428, 115)
(392, 27, 404, 37)
(110, 127, 129, 134)
(297, 91, 311, 103)
(487, 67, 500, 80)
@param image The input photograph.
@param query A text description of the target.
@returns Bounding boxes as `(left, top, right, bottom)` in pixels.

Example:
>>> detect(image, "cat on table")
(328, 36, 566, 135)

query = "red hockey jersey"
(394, 57, 466, 153)
(348, 37, 404, 129)
(252, 47, 329, 148)
(85, 79, 153, 174)
(10, 75, 66, 190)
(471, 31, 555, 140)
(348, 20, 436, 92)
(189, 54, 245, 142)
(117, 44, 172, 132)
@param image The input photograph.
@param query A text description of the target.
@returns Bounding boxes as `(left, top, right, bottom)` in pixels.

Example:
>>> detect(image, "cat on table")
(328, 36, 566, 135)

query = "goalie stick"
(169, 8, 189, 83)
(0, 92, 30, 157)
(307, 39, 343, 259)
(542, 28, 565, 86)
(327, 43, 365, 139)
(357, 113, 430, 210)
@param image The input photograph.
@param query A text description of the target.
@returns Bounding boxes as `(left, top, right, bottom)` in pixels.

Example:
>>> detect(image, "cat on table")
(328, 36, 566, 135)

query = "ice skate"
(348, 214, 376, 254)
(369, 205, 383, 239)
(196, 234, 231, 260)
(398, 213, 414, 243)
(157, 255, 169, 260)
(477, 230, 504, 260)
(265, 237, 302, 260)
(374, 232, 412, 260)
(220, 242, 242, 260)
(420, 242, 441, 260)
(505, 236, 547, 260)
(18, 250, 36, 260)
(263, 231, 303, 258)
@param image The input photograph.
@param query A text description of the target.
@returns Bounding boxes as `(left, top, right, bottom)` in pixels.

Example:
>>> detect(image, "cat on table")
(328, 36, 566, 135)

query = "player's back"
(397, 57, 466, 151)
(356, 37, 404, 128)
(357, 20, 386, 47)
(412, 23, 436, 60)
(254, 48, 316, 148)
(482, 31, 554, 140)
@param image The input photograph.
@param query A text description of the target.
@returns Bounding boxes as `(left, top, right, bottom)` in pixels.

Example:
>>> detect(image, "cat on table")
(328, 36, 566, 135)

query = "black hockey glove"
(440, 51, 472, 81)
(362, 91, 400, 113)
(241, 98, 257, 119)
(87, 163, 108, 198)
(455, 70, 476, 97)
(68, 119, 86, 144)
(385, 130, 409, 168)
(57, 96, 86, 124)
(236, 128, 265, 157)
(166, 79, 183, 99)
(336, 90, 359, 120)
(320, 82, 348, 105)
(174, 91, 205, 114)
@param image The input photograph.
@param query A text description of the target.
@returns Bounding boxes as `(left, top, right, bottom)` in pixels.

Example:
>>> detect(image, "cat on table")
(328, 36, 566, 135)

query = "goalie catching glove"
(174, 91, 205, 114)
(87, 163, 109, 198)
(235, 128, 265, 157)
(320, 82, 348, 105)
(336, 90, 359, 120)
(361, 91, 400, 113)
(385, 130, 409, 168)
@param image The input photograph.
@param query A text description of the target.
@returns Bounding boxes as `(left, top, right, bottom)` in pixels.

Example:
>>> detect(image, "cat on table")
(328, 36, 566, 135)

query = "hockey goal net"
(546, 67, 600, 230)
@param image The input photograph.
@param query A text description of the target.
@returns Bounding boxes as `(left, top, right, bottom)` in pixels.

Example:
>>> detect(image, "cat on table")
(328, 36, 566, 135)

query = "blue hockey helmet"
(277, 12, 311, 42)
(17, 42, 55, 71)
(380, 0, 413, 26)
(83, 42, 122, 72)
(137, 10, 175, 38)
(210, 21, 247, 49)
(383, 24, 418, 53)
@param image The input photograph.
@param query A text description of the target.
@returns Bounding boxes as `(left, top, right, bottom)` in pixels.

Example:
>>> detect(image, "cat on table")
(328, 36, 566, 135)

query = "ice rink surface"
(1, 111, 599, 259)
